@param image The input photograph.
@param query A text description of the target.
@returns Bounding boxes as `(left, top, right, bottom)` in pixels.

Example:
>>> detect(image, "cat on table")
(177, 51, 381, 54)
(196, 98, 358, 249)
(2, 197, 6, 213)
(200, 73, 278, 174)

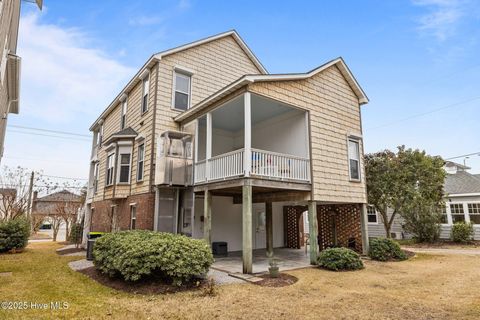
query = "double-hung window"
(121, 100, 127, 129)
(141, 76, 149, 113)
(367, 205, 378, 224)
(93, 162, 99, 193)
(106, 154, 115, 186)
(137, 144, 145, 181)
(130, 206, 137, 230)
(450, 203, 465, 223)
(468, 203, 480, 224)
(118, 153, 131, 183)
(173, 71, 191, 110)
(348, 138, 361, 181)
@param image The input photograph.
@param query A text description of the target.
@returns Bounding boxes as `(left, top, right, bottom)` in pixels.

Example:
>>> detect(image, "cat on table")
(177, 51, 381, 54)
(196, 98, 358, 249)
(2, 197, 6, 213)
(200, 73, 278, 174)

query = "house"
(83, 30, 370, 273)
(368, 161, 480, 240)
(0, 0, 42, 161)
(32, 190, 83, 215)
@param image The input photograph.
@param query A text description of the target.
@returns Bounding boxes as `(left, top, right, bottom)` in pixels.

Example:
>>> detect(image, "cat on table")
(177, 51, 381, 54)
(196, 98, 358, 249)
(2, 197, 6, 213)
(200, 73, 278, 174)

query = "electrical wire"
(7, 125, 90, 137)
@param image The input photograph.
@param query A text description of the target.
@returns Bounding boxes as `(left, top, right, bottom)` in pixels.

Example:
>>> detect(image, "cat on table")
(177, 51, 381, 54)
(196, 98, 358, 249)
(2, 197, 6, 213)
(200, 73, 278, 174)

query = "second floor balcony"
(191, 92, 311, 185)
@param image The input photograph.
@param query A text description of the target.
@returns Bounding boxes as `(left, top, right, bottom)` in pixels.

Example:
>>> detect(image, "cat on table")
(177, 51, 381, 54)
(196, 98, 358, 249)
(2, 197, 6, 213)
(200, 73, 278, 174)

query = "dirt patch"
(78, 266, 207, 295)
(57, 248, 84, 255)
(29, 232, 52, 240)
(252, 273, 298, 287)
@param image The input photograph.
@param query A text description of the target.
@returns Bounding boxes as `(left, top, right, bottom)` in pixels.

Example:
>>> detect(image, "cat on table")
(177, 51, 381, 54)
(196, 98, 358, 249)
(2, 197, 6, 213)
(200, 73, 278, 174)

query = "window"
(93, 162, 99, 193)
(450, 203, 465, 223)
(141, 76, 149, 113)
(468, 203, 480, 224)
(121, 100, 127, 129)
(130, 206, 137, 230)
(348, 139, 361, 180)
(438, 204, 448, 224)
(97, 124, 104, 146)
(173, 72, 191, 110)
(367, 206, 378, 223)
(118, 153, 131, 183)
(106, 154, 115, 186)
(137, 144, 145, 181)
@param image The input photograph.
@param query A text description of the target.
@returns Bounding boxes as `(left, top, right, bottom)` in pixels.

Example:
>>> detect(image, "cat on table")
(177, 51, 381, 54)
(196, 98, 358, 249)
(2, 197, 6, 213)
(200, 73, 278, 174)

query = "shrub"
(93, 230, 214, 285)
(0, 218, 31, 253)
(69, 223, 83, 247)
(369, 238, 407, 261)
(317, 247, 364, 271)
(451, 222, 473, 243)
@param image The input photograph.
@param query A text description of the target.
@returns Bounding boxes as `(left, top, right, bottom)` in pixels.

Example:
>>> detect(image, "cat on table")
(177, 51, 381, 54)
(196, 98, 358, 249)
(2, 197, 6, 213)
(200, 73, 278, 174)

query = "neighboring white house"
(368, 161, 480, 240)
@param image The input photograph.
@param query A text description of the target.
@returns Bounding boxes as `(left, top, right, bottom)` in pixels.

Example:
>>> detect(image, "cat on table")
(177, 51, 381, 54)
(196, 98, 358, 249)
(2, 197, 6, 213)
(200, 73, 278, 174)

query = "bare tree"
(54, 201, 81, 241)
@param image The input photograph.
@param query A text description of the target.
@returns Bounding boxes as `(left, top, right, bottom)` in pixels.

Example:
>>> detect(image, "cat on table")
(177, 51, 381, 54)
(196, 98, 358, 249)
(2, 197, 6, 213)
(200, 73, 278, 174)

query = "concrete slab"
(213, 248, 312, 274)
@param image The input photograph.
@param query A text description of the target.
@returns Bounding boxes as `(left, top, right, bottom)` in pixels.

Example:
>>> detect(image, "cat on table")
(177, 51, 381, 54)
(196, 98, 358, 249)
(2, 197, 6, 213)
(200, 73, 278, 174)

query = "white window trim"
(171, 70, 192, 111)
(366, 205, 379, 225)
(106, 152, 115, 186)
(117, 151, 132, 184)
(141, 74, 150, 114)
(347, 136, 361, 182)
(137, 144, 145, 182)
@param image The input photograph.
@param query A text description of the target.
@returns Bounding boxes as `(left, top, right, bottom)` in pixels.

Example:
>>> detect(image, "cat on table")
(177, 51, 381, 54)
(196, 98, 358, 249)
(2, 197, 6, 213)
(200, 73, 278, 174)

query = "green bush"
(317, 247, 364, 271)
(369, 238, 407, 261)
(93, 230, 214, 285)
(0, 218, 31, 253)
(451, 222, 473, 243)
(69, 223, 83, 246)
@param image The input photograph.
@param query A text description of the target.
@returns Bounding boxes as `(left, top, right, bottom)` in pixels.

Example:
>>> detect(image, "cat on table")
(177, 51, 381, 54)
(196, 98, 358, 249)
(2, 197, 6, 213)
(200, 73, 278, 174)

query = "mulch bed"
(78, 266, 207, 295)
(56, 248, 85, 255)
(252, 273, 298, 287)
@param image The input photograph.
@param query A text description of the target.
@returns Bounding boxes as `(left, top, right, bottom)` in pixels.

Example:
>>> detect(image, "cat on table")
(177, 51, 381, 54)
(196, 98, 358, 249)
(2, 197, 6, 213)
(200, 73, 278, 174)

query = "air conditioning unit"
(390, 232, 403, 240)
(155, 131, 193, 186)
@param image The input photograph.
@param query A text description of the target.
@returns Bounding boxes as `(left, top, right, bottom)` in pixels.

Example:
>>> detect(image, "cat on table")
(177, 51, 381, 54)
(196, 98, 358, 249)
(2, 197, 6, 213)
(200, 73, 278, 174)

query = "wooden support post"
(244, 92, 251, 177)
(203, 190, 212, 246)
(242, 184, 253, 274)
(360, 204, 369, 255)
(266, 202, 273, 257)
(206, 112, 212, 181)
(308, 201, 319, 265)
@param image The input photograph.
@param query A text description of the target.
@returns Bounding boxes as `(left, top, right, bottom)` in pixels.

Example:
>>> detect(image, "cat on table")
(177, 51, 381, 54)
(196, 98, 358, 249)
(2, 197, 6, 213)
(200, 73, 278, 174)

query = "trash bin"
(86, 232, 104, 261)
(212, 241, 228, 257)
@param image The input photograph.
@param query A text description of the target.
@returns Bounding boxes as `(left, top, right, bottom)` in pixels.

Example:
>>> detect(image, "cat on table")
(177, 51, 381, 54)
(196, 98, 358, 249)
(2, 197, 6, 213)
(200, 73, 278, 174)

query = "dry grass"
(1, 243, 480, 319)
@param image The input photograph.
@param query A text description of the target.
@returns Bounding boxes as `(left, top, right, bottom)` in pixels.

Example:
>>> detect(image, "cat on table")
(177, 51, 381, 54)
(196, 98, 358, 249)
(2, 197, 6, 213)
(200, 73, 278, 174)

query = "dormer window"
(173, 71, 191, 110)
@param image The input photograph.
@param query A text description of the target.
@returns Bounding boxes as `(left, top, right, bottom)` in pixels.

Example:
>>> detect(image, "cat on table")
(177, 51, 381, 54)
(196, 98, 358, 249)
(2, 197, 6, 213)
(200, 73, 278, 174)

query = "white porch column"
(446, 203, 453, 225)
(244, 92, 251, 177)
(463, 203, 471, 223)
(205, 112, 212, 181)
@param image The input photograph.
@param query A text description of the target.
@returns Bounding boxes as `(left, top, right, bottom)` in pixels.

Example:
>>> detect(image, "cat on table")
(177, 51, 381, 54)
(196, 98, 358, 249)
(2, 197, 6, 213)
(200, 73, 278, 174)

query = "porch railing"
(208, 149, 244, 181)
(251, 148, 310, 182)
(193, 148, 310, 183)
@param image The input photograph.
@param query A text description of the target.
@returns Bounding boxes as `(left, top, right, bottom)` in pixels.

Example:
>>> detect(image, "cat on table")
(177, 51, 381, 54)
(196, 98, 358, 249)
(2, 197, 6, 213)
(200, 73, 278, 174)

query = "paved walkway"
(403, 247, 480, 255)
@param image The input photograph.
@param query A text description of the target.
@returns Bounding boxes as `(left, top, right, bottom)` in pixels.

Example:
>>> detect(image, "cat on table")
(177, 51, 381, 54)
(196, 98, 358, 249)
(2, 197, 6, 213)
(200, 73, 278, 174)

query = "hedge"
(369, 238, 407, 261)
(451, 222, 474, 243)
(93, 230, 214, 285)
(0, 218, 30, 253)
(317, 247, 364, 271)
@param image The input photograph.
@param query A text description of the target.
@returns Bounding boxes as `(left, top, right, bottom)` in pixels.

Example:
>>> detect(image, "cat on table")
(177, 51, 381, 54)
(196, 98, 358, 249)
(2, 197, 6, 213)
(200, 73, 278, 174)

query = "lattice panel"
(283, 206, 302, 249)
(317, 204, 363, 253)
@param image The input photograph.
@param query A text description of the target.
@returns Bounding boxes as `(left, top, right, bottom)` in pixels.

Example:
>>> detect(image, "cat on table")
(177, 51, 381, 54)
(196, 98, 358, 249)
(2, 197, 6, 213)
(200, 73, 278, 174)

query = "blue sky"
(4, 0, 480, 184)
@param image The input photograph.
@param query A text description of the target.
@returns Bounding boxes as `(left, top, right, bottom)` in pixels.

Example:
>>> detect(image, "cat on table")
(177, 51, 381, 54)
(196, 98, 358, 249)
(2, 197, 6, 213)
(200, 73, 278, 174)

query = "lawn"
(1, 243, 480, 319)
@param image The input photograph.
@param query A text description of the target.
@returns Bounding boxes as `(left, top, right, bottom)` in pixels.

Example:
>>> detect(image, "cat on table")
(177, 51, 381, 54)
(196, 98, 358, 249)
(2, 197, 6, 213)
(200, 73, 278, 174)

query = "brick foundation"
(90, 192, 155, 232)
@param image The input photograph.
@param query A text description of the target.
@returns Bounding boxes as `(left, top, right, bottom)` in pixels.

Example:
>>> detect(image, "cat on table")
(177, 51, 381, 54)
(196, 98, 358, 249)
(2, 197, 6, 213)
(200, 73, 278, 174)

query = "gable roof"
(89, 30, 266, 131)
(175, 57, 369, 123)
(35, 190, 82, 202)
(444, 171, 480, 196)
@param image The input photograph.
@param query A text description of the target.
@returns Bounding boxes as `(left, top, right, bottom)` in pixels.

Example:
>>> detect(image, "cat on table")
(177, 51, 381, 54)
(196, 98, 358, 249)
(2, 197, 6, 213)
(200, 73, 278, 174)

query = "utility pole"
(27, 171, 34, 219)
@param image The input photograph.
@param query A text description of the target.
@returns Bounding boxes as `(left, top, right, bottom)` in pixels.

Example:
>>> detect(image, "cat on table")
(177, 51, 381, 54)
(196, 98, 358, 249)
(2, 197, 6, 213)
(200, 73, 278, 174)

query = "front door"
(254, 209, 266, 249)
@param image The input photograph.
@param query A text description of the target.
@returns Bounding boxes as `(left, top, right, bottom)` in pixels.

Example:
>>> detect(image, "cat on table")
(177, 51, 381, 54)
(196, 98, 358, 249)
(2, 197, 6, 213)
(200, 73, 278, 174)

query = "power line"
(3, 155, 83, 164)
(40, 174, 88, 181)
(444, 152, 480, 160)
(7, 130, 91, 142)
(8, 125, 90, 137)
(367, 96, 480, 130)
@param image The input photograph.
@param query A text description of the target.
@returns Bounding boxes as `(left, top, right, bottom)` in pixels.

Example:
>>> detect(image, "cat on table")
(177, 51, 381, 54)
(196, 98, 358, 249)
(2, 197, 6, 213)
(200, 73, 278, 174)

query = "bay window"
(118, 153, 131, 183)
